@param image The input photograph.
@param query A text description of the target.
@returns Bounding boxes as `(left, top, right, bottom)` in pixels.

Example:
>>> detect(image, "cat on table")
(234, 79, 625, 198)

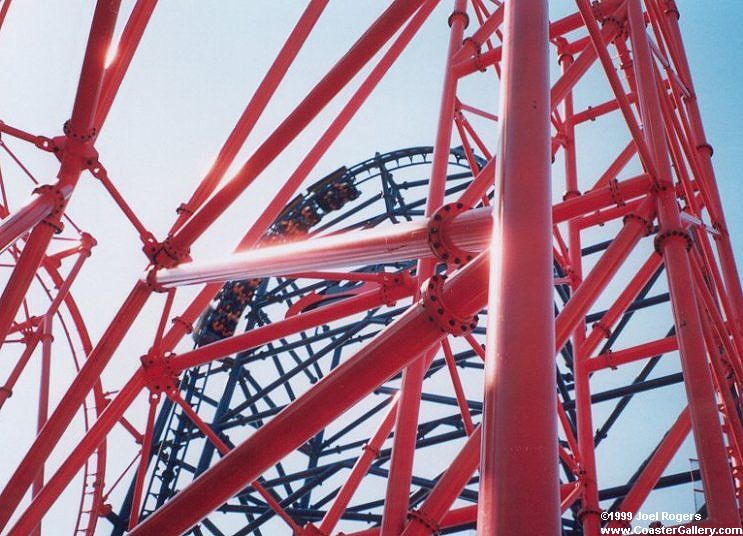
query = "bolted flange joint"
(175, 202, 194, 217)
(407, 509, 441, 534)
(696, 142, 713, 157)
(661, 0, 680, 20)
(79, 232, 97, 257)
(33, 184, 67, 234)
(140, 351, 179, 395)
(142, 236, 192, 292)
(427, 203, 476, 267)
(460, 36, 486, 72)
(622, 213, 654, 236)
(608, 178, 626, 207)
(448, 10, 469, 28)
(145, 268, 169, 293)
(63, 120, 97, 143)
(421, 274, 478, 336)
(591, 0, 628, 40)
(362, 443, 381, 458)
(654, 228, 693, 255)
(576, 506, 603, 523)
(143, 236, 192, 273)
(712, 221, 728, 240)
(171, 315, 194, 334)
(592, 320, 612, 339)
(378, 271, 414, 306)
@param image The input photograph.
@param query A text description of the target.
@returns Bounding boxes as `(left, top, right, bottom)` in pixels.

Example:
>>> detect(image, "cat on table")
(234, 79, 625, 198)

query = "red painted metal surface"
(0, 1, 741, 535)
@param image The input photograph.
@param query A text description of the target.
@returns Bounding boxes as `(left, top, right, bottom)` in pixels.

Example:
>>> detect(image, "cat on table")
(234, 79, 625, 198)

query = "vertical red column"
(380, 1, 468, 533)
(30, 314, 53, 536)
(477, 0, 559, 534)
(627, 0, 740, 525)
(560, 41, 602, 534)
(658, 0, 743, 342)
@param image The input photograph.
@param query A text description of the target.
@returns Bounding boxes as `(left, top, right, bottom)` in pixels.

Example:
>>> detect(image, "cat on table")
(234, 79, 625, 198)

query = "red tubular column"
(560, 42, 602, 534)
(609, 408, 691, 525)
(627, 0, 739, 524)
(478, 1, 559, 535)
(318, 399, 399, 535)
(93, 0, 157, 131)
(128, 252, 489, 536)
(660, 2, 743, 340)
(30, 315, 53, 536)
(402, 426, 482, 536)
(380, 2, 468, 532)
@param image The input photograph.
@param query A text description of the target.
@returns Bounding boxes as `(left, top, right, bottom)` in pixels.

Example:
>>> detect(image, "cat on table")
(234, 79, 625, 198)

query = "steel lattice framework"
(0, 1, 741, 535)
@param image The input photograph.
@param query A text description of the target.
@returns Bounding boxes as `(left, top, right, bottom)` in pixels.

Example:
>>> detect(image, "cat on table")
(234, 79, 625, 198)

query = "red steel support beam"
(0, 0, 121, 351)
(581, 253, 663, 359)
(155, 175, 650, 289)
(171, 283, 413, 372)
(587, 335, 678, 372)
(572, 94, 637, 126)
(0, 241, 90, 409)
(0, 187, 69, 256)
(0, 331, 41, 410)
(167, 390, 303, 533)
(3, 284, 414, 528)
(317, 398, 399, 535)
(0, 0, 11, 33)
(592, 140, 637, 190)
(127, 394, 158, 530)
(441, 337, 475, 435)
(381, 2, 466, 530)
(478, 1, 558, 535)
(450, 3, 504, 64)
(402, 426, 481, 536)
(0, 283, 149, 530)
(16, 184, 653, 532)
(94, 0, 157, 131)
(154, 168, 646, 365)
(658, 2, 743, 341)
(608, 408, 691, 526)
(351, 506, 480, 536)
(627, 0, 739, 524)
(576, 0, 657, 178)
(2, 8, 448, 532)
(156, 206, 490, 289)
(30, 315, 52, 536)
(0, 121, 52, 149)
